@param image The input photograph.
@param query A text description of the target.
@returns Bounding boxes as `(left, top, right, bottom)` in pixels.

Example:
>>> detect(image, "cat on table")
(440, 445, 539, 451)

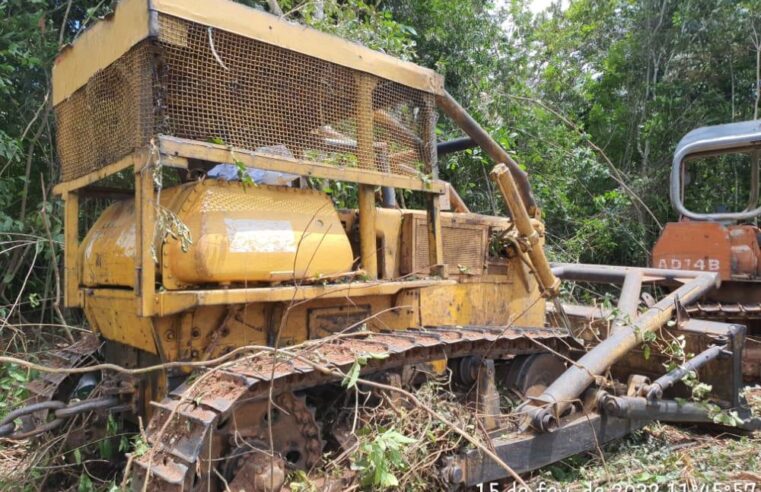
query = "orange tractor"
(653, 120, 761, 379)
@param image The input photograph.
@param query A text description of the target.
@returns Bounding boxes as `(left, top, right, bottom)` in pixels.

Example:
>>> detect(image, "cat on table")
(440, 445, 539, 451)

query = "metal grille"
(196, 182, 335, 215)
(54, 13, 436, 182)
(55, 43, 157, 182)
(402, 215, 488, 276)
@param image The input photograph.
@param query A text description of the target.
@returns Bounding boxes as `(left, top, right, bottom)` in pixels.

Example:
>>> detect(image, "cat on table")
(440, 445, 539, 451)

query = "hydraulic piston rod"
(646, 344, 727, 400)
(603, 396, 713, 423)
(601, 395, 761, 431)
(490, 164, 560, 297)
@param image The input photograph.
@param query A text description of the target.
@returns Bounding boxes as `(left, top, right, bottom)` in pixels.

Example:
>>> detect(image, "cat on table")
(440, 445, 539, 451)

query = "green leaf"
(100, 440, 113, 460)
(106, 414, 118, 436)
(10, 370, 27, 383)
(28, 292, 40, 308)
(351, 428, 416, 488)
(78, 473, 93, 492)
(378, 469, 399, 488)
(130, 435, 150, 457)
(342, 360, 362, 389)
(342, 353, 388, 389)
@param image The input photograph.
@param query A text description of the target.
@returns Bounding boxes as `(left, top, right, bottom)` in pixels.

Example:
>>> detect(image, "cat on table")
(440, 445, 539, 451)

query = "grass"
(526, 387, 761, 489)
(527, 423, 760, 489)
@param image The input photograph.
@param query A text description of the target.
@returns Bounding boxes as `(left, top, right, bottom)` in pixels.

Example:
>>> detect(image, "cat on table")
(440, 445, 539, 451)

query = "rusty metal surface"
(646, 344, 727, 400)
(56, 10, 437, 183)
(687, 301, 761, 319)
(131, 325, 576, 491)
(525, 270, 718, 432)
(491, 164, 559, 296)
(683, 301, 761, 381)
(447, 413, 645, 487)
(744, 343, 761, 381)
(216, 391, 323, 471)
(23, 334, 101, 428)
(553, 298, 761, 383)
(652, 222, 733, 279)
(602, 395, 761, 430)
(401, 212, 490, 276)
(652, 222, 761, 281)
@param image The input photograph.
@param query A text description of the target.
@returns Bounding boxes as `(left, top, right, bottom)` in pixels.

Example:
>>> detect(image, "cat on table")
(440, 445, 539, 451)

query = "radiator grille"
(55, 13, 436, 182)
(402, 215, 488, 276)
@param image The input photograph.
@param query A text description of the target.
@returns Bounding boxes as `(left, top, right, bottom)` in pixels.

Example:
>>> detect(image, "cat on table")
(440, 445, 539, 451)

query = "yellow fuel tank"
(80, 180, 354, 288)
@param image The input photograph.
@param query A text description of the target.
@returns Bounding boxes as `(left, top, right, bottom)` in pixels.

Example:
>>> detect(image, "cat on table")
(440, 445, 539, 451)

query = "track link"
(687, 302, 761, 320)
(131, 325, 577, 491)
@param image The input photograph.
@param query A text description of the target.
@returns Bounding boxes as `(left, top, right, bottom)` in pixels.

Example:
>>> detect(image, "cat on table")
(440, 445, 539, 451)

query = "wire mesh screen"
(55, 43, 158, 182)
(55, 13, 437, 183)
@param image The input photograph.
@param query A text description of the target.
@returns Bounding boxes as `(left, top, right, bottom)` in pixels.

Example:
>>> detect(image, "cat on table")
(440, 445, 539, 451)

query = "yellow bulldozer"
(2, 0, 758, 490)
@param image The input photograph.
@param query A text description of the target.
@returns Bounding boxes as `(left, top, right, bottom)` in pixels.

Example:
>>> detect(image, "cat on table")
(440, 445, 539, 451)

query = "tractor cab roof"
(677, 120, 761, 161)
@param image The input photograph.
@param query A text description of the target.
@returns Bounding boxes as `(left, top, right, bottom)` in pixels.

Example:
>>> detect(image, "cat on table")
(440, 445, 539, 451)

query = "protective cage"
(53, 0, 443, 183)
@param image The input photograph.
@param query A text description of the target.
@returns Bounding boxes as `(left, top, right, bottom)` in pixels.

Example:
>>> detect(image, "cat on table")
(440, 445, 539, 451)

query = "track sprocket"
(218, 391, 323, 474)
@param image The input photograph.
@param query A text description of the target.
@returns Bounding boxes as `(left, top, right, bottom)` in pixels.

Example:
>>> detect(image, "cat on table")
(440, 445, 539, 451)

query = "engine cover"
(80, 180, 354, 288)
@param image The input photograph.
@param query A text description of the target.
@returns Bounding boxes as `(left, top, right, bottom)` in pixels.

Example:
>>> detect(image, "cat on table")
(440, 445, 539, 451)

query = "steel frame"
(444, 263, 758, 487)
(54, 135, 450, 316)
(52, 86, 540, 319)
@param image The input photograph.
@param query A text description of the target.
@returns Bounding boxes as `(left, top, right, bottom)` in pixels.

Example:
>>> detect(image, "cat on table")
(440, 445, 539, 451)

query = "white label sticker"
(225, 219, 296, 253)
(656, 257, 721, 271)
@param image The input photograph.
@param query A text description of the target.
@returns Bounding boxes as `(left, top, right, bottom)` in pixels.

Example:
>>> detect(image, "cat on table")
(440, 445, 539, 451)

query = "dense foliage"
(2, 0, 761, 334)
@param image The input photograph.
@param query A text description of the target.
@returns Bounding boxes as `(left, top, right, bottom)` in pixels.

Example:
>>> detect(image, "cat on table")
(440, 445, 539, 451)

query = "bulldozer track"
(686, 302, 761, 381)
(687, 302, 761, 320)
(132, 325, 577, 491)
(25, 334, 101, 403)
